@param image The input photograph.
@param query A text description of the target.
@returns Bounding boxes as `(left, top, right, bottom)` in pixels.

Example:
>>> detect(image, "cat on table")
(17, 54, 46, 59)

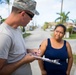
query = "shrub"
(66, 26, 73, 35)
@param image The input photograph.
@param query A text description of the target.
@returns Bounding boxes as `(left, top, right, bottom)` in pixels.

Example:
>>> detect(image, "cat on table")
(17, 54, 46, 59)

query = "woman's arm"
(38, 60, 47, 75)
(66, 41, 73, 75)
(38, 39, 47, 75)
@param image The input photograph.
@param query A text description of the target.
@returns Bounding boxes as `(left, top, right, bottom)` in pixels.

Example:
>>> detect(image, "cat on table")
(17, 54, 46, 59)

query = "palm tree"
(0, 15, 2, 24)
(0, 0, 3, 4)
(5, 0, 11, 15)
(0, 16, 2, 19)
(0, 0, 11, 15)
(55, 11, 70, 24)
(6, 0, 10, 4)
(0, 0, 11, 24)
(70, 19, 76, 26)
(0, 0, 10, 5)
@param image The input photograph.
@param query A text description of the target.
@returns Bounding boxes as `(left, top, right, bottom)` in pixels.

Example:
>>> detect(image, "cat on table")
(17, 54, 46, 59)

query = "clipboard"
(33, 55, 61, 65)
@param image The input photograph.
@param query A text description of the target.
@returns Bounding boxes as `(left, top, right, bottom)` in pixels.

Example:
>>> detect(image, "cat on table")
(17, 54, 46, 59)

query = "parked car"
(50, 26, 55, 31)
(72, 27, 76, 33)
(50, 28, 54, 31)
(29, 27, 33, 31)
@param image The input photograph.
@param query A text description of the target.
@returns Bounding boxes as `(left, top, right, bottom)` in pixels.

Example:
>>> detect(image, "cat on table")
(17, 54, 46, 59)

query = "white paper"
(33, 55, 61, 65)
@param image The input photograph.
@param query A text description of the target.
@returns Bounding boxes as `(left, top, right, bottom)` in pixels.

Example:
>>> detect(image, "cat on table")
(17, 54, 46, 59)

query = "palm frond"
(55, 17, 61, 22)
(6, 0, 10, 4)
(66, 11, 70, 15)
(0, 0, 10, 4)
(0, 0, 3, 4)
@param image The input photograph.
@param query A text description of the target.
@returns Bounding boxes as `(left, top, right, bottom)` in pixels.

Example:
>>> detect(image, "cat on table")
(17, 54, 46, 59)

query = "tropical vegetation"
(70, 19, 76, 26)
(0, 0, 10, 23)
(55, 11, 70, 24)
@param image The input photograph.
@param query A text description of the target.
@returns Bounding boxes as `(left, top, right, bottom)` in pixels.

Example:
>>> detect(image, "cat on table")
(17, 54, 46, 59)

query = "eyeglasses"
(25, 12, 34, 19)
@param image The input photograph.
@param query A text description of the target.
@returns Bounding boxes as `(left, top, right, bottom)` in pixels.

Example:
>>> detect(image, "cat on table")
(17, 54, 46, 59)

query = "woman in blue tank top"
(38, 24, 73, 75)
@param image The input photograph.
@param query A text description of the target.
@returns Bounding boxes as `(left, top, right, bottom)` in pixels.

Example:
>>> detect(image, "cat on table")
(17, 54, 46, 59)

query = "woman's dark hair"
(54, 24, 66, 34)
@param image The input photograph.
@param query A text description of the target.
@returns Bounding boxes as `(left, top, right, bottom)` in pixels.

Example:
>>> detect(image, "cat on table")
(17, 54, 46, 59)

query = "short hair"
(11, 6, 22, 13)
(54, 24, 66, 34)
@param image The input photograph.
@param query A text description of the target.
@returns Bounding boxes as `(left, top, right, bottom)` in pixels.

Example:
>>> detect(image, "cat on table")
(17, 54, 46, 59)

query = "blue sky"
(0, 0, 76, 26)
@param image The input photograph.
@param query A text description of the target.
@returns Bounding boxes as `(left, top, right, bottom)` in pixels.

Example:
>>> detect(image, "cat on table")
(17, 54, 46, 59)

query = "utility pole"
(60, 0, 63, 23)
(61, 0, 63, 14)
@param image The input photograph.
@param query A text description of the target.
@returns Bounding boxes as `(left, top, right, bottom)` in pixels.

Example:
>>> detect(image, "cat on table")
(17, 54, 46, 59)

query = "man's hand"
(22, 53, 36, 63)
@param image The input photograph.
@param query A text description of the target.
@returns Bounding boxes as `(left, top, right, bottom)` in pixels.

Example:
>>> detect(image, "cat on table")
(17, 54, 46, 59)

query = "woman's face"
(53, 26, 65, 40)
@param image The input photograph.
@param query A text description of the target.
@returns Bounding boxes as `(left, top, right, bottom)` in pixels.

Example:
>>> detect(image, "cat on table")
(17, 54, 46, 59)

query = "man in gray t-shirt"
(0, 0, 40, 75)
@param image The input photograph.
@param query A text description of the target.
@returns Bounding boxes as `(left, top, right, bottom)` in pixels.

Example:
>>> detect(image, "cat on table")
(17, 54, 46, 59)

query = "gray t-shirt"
(0, 22, 32, 75)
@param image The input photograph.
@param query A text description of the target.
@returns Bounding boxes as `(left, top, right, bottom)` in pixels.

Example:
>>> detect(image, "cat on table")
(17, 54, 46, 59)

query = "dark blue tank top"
(44, 38, 68, 75)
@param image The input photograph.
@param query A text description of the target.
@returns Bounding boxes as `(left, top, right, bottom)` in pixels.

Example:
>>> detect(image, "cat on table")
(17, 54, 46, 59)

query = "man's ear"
(20, 11, 25, 16)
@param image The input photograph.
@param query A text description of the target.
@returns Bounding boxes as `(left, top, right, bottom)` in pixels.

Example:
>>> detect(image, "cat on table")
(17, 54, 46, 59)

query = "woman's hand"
(27, 49, 41, 56)
(41, 69, 47, 75)
(66, 70, 70, 75)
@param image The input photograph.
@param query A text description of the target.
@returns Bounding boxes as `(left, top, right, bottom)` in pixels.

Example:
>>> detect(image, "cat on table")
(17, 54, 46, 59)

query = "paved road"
(66, 40, 76, 54)
(24, 28, 76, 75)
(25, 28, 51, 49)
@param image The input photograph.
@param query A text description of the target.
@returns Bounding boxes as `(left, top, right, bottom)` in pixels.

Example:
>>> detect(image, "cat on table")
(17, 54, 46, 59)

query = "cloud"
(34, 0, 76, 25)
(0, 0, 76, 26)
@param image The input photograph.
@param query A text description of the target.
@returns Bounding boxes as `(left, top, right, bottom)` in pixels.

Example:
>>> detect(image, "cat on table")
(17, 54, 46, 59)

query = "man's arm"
(0, 53, 35, 75)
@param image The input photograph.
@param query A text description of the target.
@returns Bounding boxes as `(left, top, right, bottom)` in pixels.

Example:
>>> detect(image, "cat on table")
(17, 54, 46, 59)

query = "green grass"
(23, 33, 31, 38)
(69, 33, 76, 39)
(73, 54, 76, 65)
(64, 33, 76, 39)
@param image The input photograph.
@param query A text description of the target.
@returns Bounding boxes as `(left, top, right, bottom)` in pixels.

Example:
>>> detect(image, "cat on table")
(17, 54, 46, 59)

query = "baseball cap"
(12, 0, 39, 15)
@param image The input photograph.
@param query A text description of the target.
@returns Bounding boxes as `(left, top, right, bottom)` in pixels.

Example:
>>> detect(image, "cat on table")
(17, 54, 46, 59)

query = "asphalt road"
(25, 28, 76, 75)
